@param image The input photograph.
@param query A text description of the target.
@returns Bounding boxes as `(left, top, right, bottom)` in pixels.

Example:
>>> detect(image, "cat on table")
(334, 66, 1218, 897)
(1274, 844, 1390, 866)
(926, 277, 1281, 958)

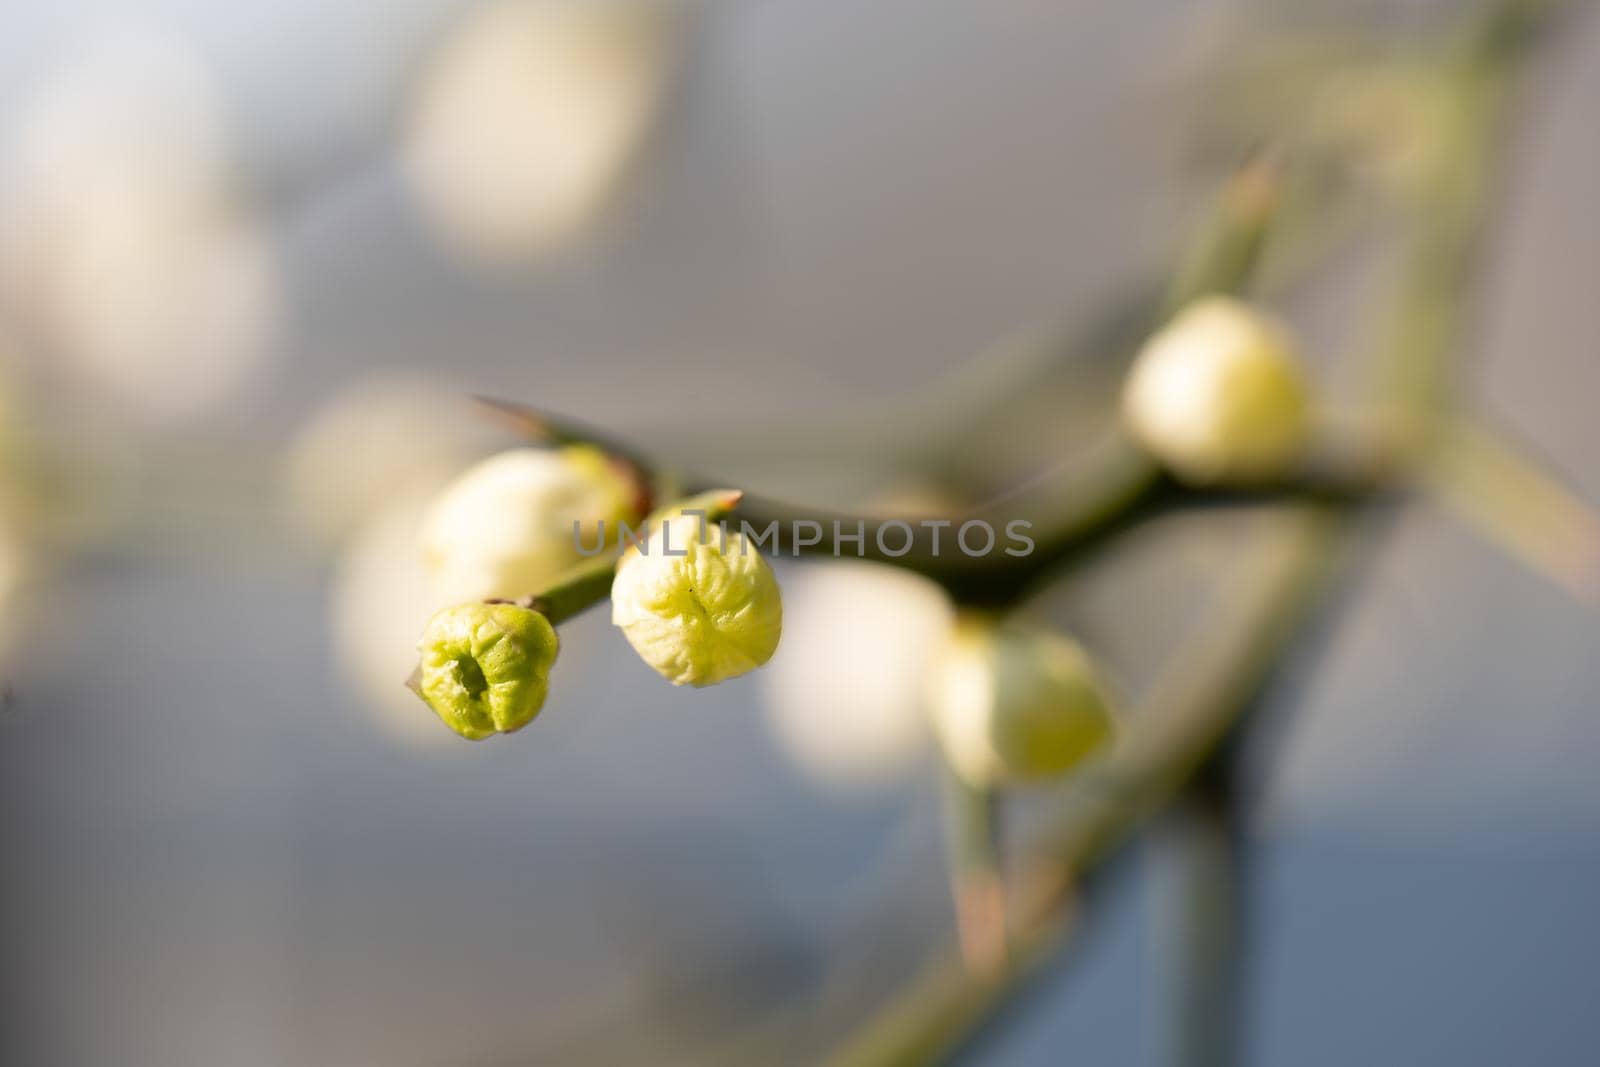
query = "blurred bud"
(284, 377, 489, 551)
(927, 618, 1114, 787)
(403, 0, 681, 264)
(416, 601, 559, 739)
(611, 516, 782, 687)
(761, 562, 952, 791)
(422, 446, 643, 602)
(331, 491, 458, 749)
(0, 30, 278, 423)
(1122, 296, 1310, 486)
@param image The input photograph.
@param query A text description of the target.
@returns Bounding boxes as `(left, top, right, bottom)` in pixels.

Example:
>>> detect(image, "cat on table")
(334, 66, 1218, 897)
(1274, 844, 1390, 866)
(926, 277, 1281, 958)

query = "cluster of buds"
(411, 444, 782, 738)
(407, 293, 1306, 754)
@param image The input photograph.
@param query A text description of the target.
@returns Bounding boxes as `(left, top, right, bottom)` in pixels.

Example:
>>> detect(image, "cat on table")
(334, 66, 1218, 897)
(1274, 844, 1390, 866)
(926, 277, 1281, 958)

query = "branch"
(822, 507, 1349, 1067)
(942, 770, 1008, 977)
(1424, 416, 1600, 604)
(820, 0, 1570, 1060)
(470, 156, 1288, 608)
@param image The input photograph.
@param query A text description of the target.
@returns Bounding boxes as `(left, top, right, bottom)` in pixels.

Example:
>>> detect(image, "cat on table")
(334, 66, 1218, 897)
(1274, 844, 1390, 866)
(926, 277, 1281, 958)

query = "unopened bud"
(927, 618, 1114, 787)
(423, 445, 643, 601)
(1123, 296, 1310, 486)
(610, 513, 782, 687)
(415, 601, 559, 739)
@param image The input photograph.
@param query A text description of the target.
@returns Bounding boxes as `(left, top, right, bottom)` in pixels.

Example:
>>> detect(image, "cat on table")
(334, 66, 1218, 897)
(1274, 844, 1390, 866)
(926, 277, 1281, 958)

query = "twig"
(822, 507, 1349, 1067)
(1149, 763, 1246, 1067)
(1424, 416, 1600, 603)
(942, 770, 1008, 977)
(820, 0, 1568, 1060)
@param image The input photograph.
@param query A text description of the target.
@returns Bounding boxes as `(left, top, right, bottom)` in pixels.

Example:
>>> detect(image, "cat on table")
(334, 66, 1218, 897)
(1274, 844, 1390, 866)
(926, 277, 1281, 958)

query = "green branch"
(817, 0, 1568, 1061)
(822, 507, 1348, 1067)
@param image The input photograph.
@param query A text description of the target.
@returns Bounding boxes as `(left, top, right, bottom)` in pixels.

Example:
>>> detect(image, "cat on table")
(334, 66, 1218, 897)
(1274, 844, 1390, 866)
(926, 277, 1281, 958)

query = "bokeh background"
(1, 1, 1598, 1064)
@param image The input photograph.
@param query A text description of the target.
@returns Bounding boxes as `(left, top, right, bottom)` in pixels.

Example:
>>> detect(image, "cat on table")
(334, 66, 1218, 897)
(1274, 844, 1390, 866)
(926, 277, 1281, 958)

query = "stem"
(823, 507, 1348, 1067)
(507, 488, 748, 625)
(727, 440, 1159, 602)
(908, 153, 1287, 1000)
(522, 554, 621, 625)
(454, 426, 1389, 633)
(707, 156, 1288, 599)
(1163, 155, 1281, 316)
(1422, 418, 1600, 602)
(823, 2, 1562, 1060)
(1149, 763, 1245, 1067)
(942, 769, 1007, 977)
(475, 157, 1284, 608)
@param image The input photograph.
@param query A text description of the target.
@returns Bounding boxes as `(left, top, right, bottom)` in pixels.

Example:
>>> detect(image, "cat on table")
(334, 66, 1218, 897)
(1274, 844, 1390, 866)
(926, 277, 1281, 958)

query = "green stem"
(823, 507, 1348, 1067)
(522, 554, 621, 625)
(706, 157, 1288, 600)
(822, 2, 1559, 1061)
(510, 488, 747, 625)
(1150, 768, 1245, 1067)
(488, 442, 1386, 632)
(1163, 155, 1281, 316)
(1422, 417, 1600, 601)
(479, 157, 1283, 609)
(722, 446, 1386, 607)
(942, 768, 1007, 976)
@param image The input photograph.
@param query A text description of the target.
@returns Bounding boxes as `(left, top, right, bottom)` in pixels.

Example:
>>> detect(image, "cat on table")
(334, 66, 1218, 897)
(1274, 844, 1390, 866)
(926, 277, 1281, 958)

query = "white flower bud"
(422, 445, 642, 602)
(927, 618, 1114, 787)
(0, 32, 279, 424)
(1123, 296, 1310, 486)
(403, 0, 680, 263)
(761, 562, 954, 791)
(283, 376, 485, 551)
(610, 514, 782, 687)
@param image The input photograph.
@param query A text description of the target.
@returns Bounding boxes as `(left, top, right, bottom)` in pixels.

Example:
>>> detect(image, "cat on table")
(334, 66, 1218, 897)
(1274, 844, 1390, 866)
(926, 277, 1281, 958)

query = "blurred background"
(1, 1, 1598, 1064)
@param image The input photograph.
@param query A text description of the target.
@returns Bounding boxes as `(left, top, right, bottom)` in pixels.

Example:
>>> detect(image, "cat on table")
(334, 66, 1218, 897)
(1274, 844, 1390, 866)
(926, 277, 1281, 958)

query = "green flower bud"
(927, 617, 1114, 787)
(415, 601, 559, 739)
(1122, 296, 1310, 486)
(610, 513, 782, 687)
(423, 445, 643, 602)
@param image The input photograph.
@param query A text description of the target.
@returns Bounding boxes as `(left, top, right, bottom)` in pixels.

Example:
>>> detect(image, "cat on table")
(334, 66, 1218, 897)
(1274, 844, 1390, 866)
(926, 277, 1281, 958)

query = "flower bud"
(422, 445, 643, 602)
(761, 561, 955, 791)
(610, 512, 782, 687)
(1122, 296, 1310, 486)
(402, 0, 680, 263)
(415, 601, 559, 739)
(927, 618, 1113, 787)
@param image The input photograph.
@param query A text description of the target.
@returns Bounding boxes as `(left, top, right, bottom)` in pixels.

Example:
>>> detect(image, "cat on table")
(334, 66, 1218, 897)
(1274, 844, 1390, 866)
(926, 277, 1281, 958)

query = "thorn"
(469, 395, 655, 480)
(1426, 417, 1600, 607)
(470, 395, 562, 443)
(1226, 153, 1281, 225)
(956, 873, 1009, 980)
